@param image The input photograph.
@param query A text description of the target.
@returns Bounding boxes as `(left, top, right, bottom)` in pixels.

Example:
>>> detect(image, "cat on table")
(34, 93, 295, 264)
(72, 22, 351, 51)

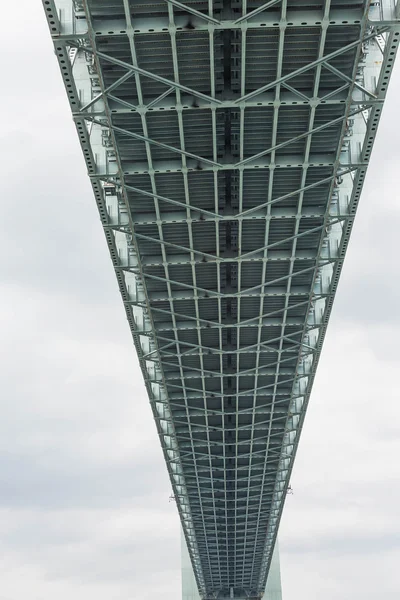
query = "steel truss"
(43, 0, 399, 598)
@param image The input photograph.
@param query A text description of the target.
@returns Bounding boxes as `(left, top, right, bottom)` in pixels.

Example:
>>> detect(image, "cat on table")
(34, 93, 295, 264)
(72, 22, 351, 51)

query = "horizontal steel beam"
(140, 248, 319, 266)
(95, 90, 356, 113)
(101, 154, 340, 175)
(55, 9, 365, 38)
(147, 285, 315, 301)
(153, 317, 308, 332)
(128, 206, 330, 225)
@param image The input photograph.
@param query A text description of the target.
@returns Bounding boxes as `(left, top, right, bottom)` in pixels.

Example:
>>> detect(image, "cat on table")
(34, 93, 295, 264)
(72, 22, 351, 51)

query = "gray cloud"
(0, 2, 399, 600)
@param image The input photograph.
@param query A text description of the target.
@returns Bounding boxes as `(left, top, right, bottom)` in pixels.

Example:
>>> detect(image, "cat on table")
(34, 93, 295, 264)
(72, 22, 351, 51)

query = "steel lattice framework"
(43, 1, 399, 598)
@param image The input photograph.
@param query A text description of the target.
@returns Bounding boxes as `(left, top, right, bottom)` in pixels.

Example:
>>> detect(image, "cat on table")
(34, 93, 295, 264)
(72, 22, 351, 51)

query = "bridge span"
(43, 1, 399, 598)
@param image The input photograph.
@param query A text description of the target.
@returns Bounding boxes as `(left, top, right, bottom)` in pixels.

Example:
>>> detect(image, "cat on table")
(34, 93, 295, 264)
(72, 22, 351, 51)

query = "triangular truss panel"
(43, 1, 399, 598)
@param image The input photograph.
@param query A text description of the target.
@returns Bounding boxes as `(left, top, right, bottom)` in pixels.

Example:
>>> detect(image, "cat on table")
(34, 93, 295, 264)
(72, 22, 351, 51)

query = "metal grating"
(43, 1, 400, 598)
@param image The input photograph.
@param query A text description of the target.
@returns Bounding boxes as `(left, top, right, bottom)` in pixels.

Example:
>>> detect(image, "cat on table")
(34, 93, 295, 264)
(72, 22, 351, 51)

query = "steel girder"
(43, 0, 399, 598)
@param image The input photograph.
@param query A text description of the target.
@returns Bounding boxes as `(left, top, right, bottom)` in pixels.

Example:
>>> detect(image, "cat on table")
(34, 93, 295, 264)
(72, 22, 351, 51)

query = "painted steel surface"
(43, 1, 399, 598)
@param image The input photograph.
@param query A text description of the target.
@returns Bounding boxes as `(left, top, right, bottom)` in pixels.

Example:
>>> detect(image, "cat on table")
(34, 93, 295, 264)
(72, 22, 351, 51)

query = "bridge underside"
(44, 0, 399, 598)
(182, 532, 282, 600)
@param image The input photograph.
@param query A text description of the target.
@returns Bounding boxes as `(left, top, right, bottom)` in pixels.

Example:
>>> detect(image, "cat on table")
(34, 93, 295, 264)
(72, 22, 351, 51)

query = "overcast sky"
(0, 3, 399, 599)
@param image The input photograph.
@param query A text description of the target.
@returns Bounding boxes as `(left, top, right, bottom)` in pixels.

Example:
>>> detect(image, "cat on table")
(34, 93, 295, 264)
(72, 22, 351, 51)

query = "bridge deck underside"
(95, 2, 357, 595)
(44, 0, 399, 598)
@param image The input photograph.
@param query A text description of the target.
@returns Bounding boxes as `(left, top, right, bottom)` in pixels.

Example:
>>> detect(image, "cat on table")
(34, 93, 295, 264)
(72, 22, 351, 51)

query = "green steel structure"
(43, 1, 399, 598)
